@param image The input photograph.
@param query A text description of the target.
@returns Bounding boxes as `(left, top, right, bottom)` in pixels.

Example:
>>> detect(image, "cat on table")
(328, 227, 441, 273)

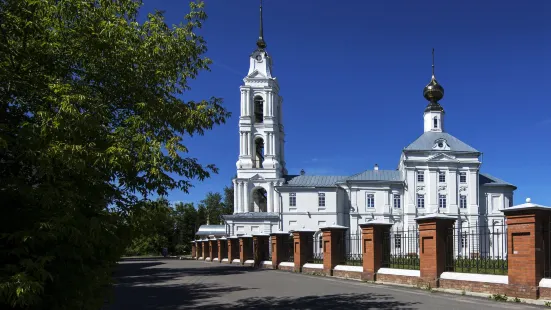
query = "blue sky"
(139, 0, 550, 206)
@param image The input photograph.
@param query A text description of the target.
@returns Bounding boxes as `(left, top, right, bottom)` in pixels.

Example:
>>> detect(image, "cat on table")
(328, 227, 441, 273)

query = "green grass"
(452, 258, 508, 275)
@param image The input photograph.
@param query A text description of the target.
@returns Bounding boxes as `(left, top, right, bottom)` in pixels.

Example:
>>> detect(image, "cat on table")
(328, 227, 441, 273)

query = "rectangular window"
(289, 220, 297, 226)
(417, 171, 424, 182)
(251, 226, 259, 232)
(417, 194, 425, 209)
(366, 194, 375, 209)
(393, 194, 401, 209)
(289, 193, 296, 207)
(318, 193, 325, 207)
(439, 171, 446, 183)
(318, 221, 326, 227)
(460, 172, 467, 183)
(395, 234, 402, 249)
(460, 195, 467, 209)
(439, 194, 447, 209)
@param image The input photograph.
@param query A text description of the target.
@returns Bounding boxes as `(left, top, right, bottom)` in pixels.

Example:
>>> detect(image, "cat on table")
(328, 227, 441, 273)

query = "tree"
(198, 192, 225, 225)
(0, 1, 229, 309)
(222, 176, 236, 215)
(172, 202, 198, 253)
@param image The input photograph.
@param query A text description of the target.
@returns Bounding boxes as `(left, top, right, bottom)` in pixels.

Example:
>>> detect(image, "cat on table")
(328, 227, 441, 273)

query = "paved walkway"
(104, 259, 544, 309)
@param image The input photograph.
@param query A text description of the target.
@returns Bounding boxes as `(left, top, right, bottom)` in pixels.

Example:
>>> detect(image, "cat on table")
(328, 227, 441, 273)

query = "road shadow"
(182, 293, 420, 310)
(104, 260, 257, 309)
(112, 261, 259, 286)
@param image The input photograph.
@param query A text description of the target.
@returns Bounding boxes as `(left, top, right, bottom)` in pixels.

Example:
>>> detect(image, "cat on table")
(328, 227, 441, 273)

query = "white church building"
(221, 4, 516, 239)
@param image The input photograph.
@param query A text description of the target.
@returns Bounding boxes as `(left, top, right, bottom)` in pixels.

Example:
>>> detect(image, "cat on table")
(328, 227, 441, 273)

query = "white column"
(243, 182, 250, 212)
(264, 91, 269, 117)
(239, 132, 244, 156)
(233, 180, 238, 214)
(274, 183, 280, 214)
(245, 132, 250, 156)
(267, 133, 272, 156)
(469, 170, 478, 206)
(245, 89, 250, 116)
(240, 90, 245, 116)
(239, 182, 244, 213)
(449, 169, 457, 213)
(267, 182, 274, 213)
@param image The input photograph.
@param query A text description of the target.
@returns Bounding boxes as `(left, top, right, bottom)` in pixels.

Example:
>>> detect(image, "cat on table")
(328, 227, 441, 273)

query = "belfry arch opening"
(254, 96, 264, 123)
(254, 137, 264, 168)
(251, 187, 267, 212)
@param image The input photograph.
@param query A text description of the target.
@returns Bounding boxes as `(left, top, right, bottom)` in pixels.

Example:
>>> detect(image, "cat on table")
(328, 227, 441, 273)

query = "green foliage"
(0, 0, 229, 309)
(513, 297, 521, 303)
(489, 294, 508, 302)
(545, 301, 551, 307)
(200, 192, 225, 225)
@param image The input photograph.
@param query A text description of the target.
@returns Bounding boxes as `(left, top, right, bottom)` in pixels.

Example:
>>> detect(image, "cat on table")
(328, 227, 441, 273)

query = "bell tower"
(236, 0, 286, 180)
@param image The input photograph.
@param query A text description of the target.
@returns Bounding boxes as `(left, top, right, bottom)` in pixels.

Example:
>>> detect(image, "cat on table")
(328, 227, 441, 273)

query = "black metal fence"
(285, 235, 294, 263)
(382, 226, 419, 270)
(312, 234, 323, 264)
(544, 220, 551, 278)
(343, 232, 363, 266)
(446, 221, 507, 275)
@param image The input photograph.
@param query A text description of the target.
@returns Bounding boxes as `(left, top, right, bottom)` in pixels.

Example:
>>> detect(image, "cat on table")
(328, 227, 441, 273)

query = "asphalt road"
(104, 258, 544, 309)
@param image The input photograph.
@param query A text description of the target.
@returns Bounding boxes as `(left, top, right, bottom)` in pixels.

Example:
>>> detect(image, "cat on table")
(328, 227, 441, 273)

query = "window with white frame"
(395, 234, 402, 249)
(366, 194, 375, 209)
(460, 195, 467, 209)
(439, 194, 447, 208)
(417, 171, 424, 182)
(439, 171, 446, 183)
(417, 194, 425, 209)
(289, 193, 296, 207)
(459, 172, 467, 183)
(318, 193, 325, 207)
(393, 194, 401, 209)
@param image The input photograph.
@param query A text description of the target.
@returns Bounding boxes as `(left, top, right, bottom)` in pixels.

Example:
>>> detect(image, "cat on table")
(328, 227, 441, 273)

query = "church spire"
(256, 0, 267, 49)
(423, 48, 445, 111)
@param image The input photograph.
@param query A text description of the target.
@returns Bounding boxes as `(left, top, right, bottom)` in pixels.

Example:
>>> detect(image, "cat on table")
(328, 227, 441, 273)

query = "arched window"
(254, 96, 264, 123)
(254, 137, 264, 168)
(251, 187, 267, 212)
(433, 117, 438, 129)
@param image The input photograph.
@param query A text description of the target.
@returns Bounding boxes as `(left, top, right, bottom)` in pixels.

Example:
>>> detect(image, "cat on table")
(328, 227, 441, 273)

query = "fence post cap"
(227, 236, 240, 239)
(217, 237, 227, 240)
(501, 201, 551, 214)
(415, 213, 457, 222)
(289, 228, 317, 233)
(238, 234, 253, 238)
(319, 224, 348, 231)
(359, 220, 394, 227)
(270, 230, 292, 235)
(208, 236, 218, 240)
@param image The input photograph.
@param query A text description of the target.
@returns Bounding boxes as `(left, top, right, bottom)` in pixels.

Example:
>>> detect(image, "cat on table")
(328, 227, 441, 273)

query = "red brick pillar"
(502, 204, 551, 299)
(320, 225, 348, 276)
(196, 240, 202, 259)
(271, 232, 290, 269)
(239, 236, 253, 265)
(218, 237, 227, 263)
(209, 238, 218, 261)
(415, 214, 456, 288)
(191, 241, 196, 258)
(359, 221, 393, 281)
(253, 234, 270, 267)
(203, 239, 210, 261)
(227, 237, 239, 264)
(292, 230, 316, 273)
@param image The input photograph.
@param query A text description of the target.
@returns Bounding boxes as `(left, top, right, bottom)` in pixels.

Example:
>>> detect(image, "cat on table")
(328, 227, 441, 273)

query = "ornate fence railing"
(343, 232, 363, 266)
(285, 235, 294, 263)
(311, 234, 323, 264)
(446, 221, 507, 275)
(382, 226, 419, 270)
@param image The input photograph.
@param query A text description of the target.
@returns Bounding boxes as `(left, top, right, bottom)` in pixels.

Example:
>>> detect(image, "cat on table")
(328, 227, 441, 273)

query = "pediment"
(246, 70, 266, 79)
(426, 153, 458, 162)
(250, 174, 264, 180)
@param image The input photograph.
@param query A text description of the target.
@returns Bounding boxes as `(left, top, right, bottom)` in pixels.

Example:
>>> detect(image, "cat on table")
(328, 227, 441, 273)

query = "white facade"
(222, 8, 516, 240)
